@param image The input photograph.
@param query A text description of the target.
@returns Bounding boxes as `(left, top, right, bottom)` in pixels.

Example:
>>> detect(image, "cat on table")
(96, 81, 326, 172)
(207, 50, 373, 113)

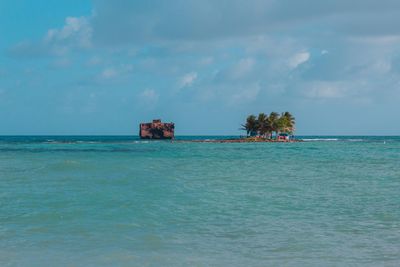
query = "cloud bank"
(3, 0, 400, 134)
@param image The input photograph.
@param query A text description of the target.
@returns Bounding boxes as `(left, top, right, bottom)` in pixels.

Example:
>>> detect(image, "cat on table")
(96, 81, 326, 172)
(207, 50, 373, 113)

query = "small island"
(240, 111, 297, 142)
(179, 111, 301, 143)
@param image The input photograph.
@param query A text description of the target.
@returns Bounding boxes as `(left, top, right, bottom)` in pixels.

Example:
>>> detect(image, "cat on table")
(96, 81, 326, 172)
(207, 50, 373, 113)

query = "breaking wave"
(302, 138, 339, 142)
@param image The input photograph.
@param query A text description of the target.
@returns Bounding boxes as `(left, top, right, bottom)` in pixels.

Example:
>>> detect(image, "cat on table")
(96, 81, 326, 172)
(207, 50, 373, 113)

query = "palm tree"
(267, 112, 280, 139)
(280, 112, 296, 134)
(242, 111, 296, 139)
(257, 113, 269, 138)
(241, 115, 258, 137)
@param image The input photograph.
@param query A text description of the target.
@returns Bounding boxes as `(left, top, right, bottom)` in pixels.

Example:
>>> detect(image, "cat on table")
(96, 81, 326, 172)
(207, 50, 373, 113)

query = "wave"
(0, 147, 158, 153)
(42, 140, 153, 145)
(302, 138, 367, 142)
(302, 138, 339, 142)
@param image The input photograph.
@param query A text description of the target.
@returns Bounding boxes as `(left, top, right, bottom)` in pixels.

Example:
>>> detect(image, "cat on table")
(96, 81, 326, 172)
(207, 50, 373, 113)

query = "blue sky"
(1, 0, 400, 135)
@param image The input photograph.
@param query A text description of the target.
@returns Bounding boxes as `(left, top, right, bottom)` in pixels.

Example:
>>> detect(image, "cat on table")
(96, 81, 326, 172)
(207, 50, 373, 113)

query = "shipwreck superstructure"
(139, 119, 175, 139)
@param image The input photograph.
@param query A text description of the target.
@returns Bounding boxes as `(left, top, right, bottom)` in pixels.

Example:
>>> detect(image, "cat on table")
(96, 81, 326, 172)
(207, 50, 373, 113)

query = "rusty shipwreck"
(139, 119, 175, 139)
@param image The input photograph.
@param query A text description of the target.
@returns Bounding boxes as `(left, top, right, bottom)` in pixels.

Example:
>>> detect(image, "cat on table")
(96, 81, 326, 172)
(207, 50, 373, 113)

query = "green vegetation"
(241, 112, 295, 139)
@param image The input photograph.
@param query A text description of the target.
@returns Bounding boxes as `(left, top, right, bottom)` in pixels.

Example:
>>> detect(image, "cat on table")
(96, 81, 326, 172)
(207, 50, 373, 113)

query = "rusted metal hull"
(139, 120, 174, 139)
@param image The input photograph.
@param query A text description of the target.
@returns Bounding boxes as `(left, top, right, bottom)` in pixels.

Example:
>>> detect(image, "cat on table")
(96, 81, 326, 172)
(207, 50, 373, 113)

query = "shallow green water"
(1, 136, 399, 266)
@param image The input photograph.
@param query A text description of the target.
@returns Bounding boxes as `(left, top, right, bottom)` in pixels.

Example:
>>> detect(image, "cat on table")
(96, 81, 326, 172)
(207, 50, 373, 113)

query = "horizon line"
(0, 134, 399, 137)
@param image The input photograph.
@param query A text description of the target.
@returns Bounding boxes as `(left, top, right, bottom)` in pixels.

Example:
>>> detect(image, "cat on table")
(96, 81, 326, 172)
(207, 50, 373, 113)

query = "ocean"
(1, 136, 399, 266)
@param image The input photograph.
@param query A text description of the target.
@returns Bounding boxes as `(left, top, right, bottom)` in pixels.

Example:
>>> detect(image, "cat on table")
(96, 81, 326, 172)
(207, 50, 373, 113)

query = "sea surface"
(1, 136, 399, 266)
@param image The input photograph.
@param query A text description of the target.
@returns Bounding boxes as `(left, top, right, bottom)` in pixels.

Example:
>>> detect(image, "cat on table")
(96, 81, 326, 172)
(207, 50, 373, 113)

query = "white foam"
(134, 141, 149, 144)
(303, 138, 339, 142)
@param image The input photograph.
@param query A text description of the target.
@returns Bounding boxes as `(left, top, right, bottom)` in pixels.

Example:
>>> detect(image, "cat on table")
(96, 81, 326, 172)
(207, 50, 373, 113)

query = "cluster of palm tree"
(241, 112, 295, 138)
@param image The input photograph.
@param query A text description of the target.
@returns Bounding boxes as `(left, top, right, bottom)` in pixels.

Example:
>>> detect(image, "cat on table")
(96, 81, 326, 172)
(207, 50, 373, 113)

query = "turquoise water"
(1, 136, 400, 266)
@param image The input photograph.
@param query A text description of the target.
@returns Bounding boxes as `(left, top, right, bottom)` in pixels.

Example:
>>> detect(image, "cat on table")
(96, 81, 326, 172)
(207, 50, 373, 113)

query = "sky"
(1, 0, 400, 135)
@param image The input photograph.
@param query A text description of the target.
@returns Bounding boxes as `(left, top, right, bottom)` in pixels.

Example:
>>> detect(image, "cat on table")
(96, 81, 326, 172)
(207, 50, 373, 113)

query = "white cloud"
(8, 16, 92, 58)
(101, 68, 118, 79)
(99, 64, 133, 79)
(199, 57, 214, 65)
(369, 60, 391, 74)
(91, 0, 400, 45)
(288, 52, 310, 69)
(45, 16, 92, 48)
(230, 83, 260, 104)
(348, 35, 400, 46)
(87, 56, 102, 66)
(216, 58, 256, 81)
(304, 82, 347, 99)
(230, 58, 255, 79)
(179, 72, 198, 88)
(140, 89, 159, 105)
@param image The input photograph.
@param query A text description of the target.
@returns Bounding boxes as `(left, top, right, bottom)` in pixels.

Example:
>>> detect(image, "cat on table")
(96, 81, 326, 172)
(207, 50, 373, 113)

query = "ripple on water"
(0, 137, 400, 266)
